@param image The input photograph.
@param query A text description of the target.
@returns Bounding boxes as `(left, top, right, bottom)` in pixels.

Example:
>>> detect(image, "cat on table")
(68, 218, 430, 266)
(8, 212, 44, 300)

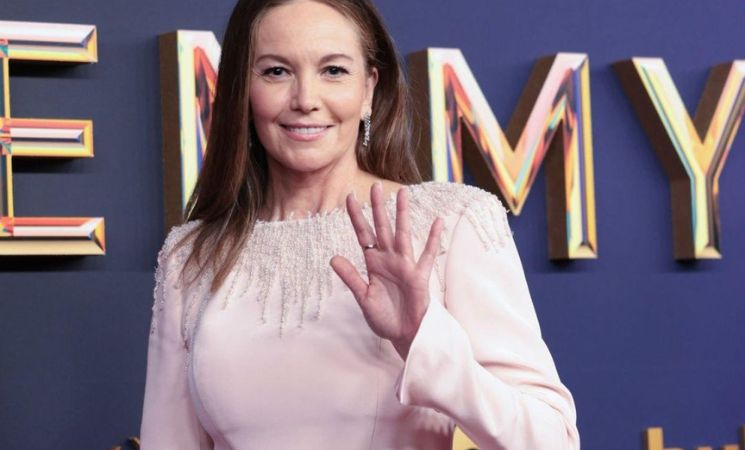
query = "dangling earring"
(362, 113, 371, 147)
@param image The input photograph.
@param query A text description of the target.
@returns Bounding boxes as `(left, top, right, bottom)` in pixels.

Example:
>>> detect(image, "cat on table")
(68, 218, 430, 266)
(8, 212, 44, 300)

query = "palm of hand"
(330, 183, 443, 360)
(362, 251, 429, 342)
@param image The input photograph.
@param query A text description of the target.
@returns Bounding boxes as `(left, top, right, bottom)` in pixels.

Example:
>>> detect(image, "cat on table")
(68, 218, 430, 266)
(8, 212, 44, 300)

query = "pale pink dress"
(140, 182, 580, 450)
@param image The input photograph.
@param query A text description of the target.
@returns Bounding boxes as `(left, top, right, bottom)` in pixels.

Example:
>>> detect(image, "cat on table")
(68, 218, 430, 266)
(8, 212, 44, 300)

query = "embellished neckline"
(151, 181, 513, 345)
(254, 183, 408, 228)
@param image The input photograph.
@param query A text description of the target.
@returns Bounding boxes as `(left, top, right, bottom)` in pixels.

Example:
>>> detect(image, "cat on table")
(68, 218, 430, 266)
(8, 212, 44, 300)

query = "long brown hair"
(175, 0, 422, 293)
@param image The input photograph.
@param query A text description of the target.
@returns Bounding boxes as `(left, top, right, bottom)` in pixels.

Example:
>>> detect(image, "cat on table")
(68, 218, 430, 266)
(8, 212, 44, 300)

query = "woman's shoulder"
(157, 219, 203, 268)
(407, 181, 508, 219)
(406, 181, 512, 253)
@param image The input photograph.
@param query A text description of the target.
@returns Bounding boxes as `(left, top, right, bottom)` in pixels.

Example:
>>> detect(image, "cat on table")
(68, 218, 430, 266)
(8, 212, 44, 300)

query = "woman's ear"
(363, 67, 379, 114)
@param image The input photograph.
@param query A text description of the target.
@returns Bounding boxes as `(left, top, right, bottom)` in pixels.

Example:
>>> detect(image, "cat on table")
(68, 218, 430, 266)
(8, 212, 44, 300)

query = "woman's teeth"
(286, 126, 327, 134)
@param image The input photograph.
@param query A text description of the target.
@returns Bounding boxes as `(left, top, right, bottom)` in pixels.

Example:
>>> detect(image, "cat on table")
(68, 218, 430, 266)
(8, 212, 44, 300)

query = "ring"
(362, 243, 377, 251)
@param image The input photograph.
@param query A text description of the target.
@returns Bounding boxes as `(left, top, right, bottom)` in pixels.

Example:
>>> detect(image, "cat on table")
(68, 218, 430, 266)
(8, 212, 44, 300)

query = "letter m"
(409, 49, 597, 259)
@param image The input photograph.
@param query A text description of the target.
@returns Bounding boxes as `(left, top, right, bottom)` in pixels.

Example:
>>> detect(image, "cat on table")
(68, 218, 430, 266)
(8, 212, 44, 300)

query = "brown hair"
(174, 0, 422, 292)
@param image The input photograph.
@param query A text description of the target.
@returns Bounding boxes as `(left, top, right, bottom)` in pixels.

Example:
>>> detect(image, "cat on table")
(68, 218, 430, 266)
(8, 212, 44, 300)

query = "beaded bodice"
(150, 181, 512, 347)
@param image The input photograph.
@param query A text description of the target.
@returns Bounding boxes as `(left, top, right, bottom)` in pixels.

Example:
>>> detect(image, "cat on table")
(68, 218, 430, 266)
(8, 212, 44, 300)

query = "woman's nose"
(290, 73, 320, 113)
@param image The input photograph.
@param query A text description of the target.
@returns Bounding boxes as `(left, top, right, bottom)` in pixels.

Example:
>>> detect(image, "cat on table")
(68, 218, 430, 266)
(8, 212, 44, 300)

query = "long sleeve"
(396, 193, 580, 450)
(140, 228, 213, 450)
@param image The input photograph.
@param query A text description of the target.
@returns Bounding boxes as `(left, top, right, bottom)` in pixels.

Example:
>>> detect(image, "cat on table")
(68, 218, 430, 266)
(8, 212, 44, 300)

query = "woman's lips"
(281, 124, 332, 142)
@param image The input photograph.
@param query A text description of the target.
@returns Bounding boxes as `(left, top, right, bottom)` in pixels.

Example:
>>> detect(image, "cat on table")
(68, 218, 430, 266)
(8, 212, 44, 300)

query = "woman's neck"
(260, 162, 387, 222)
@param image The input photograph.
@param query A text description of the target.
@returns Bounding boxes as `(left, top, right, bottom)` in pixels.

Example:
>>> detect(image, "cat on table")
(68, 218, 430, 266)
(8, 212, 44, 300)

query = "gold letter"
(158, 31, 220, 229)
(409, 49, 597, 259)
(0, 20, 104, 255)
(614, 58, 745, 259)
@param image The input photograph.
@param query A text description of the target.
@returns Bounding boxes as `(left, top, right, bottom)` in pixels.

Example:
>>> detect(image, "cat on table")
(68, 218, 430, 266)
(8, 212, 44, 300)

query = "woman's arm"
(396, 194, 580, 450)
(140, 226, 213, 450)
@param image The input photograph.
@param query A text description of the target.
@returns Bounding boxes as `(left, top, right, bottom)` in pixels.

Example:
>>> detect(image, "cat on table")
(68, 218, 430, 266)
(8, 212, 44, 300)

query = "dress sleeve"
(140, 231, 213, 450)
(396, 194, 580, 450)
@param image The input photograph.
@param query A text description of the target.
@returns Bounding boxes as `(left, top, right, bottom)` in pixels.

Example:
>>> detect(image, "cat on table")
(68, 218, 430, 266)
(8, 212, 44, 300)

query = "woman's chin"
(275, 158, 340, 176)
(270, 149, 355, 176)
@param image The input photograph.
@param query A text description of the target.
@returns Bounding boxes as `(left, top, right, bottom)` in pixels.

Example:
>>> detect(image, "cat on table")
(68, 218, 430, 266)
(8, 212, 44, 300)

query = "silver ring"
(362, 243, 377, 251)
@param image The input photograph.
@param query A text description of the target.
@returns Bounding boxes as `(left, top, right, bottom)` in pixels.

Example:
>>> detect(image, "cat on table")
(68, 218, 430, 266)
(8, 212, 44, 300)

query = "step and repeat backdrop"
(1, 0, 744, 449)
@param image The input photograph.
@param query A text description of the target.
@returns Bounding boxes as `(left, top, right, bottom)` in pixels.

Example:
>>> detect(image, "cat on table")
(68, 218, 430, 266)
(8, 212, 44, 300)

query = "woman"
(141, 0, 580, 449)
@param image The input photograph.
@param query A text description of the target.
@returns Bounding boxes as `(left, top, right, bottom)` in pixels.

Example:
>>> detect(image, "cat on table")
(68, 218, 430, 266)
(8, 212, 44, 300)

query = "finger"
(346, 192, 376, 247)
(370, 182, 394, 251)
(330, 255, 369, 304)
(394, 187, 414, 258)
(416, 217, 444, 272)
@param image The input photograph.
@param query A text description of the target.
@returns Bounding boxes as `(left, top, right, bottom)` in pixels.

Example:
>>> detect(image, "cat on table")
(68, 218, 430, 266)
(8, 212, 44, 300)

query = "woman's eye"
(325, 65, 349, 77)
(262, 67, 288, 77)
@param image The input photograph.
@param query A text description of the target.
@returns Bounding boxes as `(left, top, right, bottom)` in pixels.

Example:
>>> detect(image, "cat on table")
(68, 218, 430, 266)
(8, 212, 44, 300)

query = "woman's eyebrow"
(254, 53, 355, 65)
(254, 54, 291, 65)
(319, 53, 354, 64)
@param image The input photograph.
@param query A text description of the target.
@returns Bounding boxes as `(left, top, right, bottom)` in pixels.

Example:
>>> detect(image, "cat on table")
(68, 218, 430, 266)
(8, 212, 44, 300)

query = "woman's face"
(249, 0, 378, 175)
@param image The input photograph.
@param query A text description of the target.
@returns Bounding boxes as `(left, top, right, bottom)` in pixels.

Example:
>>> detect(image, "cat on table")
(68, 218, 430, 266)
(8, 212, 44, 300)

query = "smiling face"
(249, 0, 378, 177)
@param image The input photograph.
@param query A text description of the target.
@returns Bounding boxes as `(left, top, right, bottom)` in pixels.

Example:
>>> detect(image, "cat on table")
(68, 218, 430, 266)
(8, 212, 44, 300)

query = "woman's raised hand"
(330, 182, 444, 360)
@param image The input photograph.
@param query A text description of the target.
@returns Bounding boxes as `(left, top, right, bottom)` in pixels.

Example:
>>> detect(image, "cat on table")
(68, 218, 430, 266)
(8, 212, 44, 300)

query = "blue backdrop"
(1, 1, 744, 449)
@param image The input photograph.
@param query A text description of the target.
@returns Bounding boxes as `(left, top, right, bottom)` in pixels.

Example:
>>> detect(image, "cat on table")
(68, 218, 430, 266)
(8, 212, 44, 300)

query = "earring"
(362, 113, 371, 147)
